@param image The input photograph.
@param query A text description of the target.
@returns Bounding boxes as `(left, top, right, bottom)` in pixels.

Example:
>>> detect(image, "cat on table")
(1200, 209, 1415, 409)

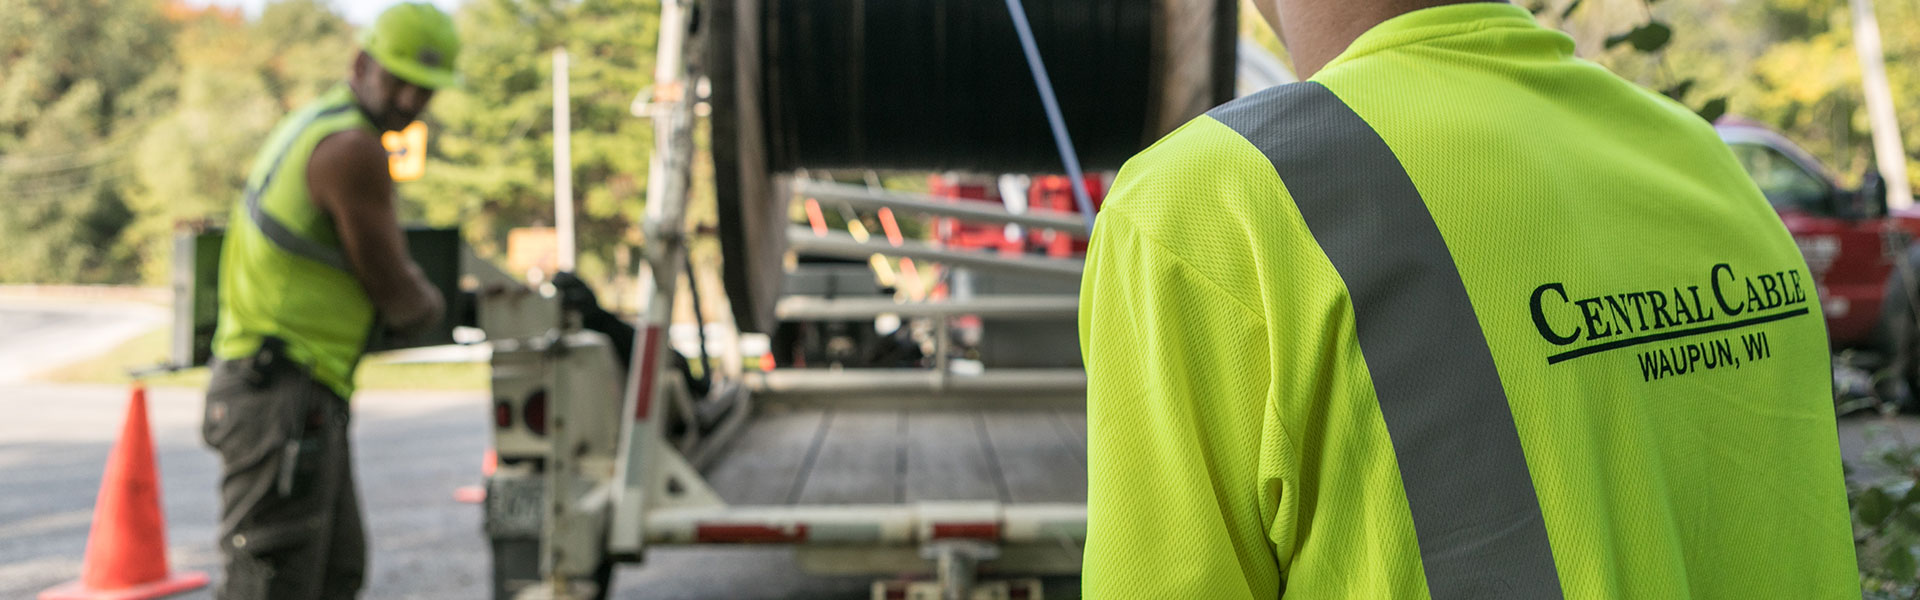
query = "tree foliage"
(0, 0, 658, 286)
(409, 0, 660, 284)
(0, 0, 1915, 291)
(0, 0, 174, 282)
(1547, 0, 1920, 186)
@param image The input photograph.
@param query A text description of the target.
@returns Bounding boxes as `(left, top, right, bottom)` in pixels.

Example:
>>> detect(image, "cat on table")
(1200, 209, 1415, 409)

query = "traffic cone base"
(39, 384, 209, 600)
(37, 570, 210, 600)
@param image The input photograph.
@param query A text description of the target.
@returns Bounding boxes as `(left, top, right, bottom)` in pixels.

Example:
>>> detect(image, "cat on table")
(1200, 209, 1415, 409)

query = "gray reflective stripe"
(1208, 83, 1563, 599)
(244, 104, 355, 273)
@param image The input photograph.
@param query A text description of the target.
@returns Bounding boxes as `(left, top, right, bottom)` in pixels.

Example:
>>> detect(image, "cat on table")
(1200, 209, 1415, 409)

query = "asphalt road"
(0, 297, 165, 383)
(0, 382, 921, 600)
(6, 385, 1910, 600)
(2, 297, 1910, 599)
(0, 297, 1052, 599)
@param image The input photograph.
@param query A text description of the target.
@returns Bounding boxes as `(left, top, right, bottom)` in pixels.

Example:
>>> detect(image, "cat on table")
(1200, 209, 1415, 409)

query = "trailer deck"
(706, 406, 1087, 506)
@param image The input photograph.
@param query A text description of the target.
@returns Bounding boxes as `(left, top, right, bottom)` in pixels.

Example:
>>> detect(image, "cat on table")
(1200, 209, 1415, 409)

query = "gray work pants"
(202, 355, 365, 600)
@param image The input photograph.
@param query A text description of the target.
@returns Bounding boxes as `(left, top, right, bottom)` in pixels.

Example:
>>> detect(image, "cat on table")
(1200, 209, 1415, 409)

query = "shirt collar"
(1316, 2, 1566, 75)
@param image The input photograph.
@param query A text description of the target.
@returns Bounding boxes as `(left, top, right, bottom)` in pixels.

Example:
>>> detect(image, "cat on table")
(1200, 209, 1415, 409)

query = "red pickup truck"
(1716, 121, 1911, 393)
(1718, 121, 1903, 345)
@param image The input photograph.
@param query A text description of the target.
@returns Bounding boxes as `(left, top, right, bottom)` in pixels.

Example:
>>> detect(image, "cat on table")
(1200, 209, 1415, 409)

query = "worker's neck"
(1273, 0, 1506, 79)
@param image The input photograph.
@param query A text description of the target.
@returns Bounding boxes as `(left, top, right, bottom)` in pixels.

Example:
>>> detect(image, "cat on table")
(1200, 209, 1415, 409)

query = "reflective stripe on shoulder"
(244, 103, 356, 273)
(1207, 82, 1563, 600)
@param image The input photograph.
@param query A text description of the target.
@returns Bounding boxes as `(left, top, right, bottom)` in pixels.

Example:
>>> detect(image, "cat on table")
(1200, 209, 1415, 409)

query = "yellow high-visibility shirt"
(1079, 4, 1856, 598)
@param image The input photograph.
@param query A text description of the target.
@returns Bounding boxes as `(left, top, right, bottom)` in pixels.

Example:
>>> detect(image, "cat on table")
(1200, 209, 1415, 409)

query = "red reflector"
(1009, 584, 1031, 599)
(695, 523, 807, 543)
(930, 522, 998, 540)
(634, 326, 662, 420)
(493, 400, 512, 429)
(523, 390, 548, 435)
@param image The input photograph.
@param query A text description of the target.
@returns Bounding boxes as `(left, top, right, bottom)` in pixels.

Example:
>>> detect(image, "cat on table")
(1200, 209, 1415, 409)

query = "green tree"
(1559, 0, 1920, 185)
(0, 0, 174, 282)
(119, 0, 356, 283)
(410, 0, 660, 284)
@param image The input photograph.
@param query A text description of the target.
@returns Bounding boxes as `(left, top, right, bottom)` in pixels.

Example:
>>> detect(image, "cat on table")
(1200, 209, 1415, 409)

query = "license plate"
(485, 475, 546, 538)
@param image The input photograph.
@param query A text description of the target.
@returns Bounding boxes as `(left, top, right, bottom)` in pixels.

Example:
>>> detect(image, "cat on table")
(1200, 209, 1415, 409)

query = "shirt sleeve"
(1078, 209, 1279, 599)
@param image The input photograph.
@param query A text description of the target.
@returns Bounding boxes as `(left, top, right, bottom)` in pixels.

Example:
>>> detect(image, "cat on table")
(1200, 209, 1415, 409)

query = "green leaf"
(1897, 507, 1920, 532)
(1559, 0, 1583, 20)
(1662, 79, 1695, 102)
(1632, 22, 1674, 52)
(1863, 488, 1896, 526)
(1695, 97, 1729, 123)
(1608, 22, 1674, 52)
(1885, 544, 1917, 579)
(1885, 444, 1916, 469)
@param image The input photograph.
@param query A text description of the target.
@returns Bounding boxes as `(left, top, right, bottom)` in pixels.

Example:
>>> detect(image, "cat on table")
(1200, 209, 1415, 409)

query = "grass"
(37, 326, 490, 391)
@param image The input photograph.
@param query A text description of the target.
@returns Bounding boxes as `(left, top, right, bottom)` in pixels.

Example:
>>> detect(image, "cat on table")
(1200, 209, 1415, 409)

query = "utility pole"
(1851, 0, 1912, 209)
(554, 46, 577, 272)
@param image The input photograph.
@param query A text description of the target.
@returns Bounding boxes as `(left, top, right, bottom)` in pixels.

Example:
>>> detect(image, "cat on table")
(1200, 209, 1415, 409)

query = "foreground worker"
(1079, 1, 1856, 597)
(201, 4, 456, 598)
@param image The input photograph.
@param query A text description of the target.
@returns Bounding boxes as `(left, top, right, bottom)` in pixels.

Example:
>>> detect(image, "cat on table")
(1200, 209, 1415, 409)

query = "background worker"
(1078, 0, 1857, 598)
(200, 4, 456, 598)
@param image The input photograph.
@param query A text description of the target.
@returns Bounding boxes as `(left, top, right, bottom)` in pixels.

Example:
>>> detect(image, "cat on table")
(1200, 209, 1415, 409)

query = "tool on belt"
(245, 337, 317, 498)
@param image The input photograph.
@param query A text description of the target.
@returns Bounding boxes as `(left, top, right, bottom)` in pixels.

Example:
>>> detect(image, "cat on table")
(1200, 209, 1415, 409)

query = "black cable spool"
(712, 0, 1238, 332)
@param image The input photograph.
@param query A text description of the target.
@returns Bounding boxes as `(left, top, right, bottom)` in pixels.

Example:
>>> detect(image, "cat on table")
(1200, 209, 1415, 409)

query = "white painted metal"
(796, 180, 1088, 236)
(553, 47, 576, 271)
(747, 368, 1086, 396)
(543, 332, 624, 580)
(1850, 0, 1912, 209)
(775, 295, 1079, 321)
(643, 503, 1087, 545)
(787, 228, 1083, 278)
(609, 0, 698, 556)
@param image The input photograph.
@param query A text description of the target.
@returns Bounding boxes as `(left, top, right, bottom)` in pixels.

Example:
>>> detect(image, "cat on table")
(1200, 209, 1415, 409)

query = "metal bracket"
(920, 540, 1001, 600)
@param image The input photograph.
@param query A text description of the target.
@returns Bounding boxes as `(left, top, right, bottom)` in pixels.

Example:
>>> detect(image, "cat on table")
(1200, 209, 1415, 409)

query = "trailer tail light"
(493, 400, 512, 429)
(523, 390, 549, 435)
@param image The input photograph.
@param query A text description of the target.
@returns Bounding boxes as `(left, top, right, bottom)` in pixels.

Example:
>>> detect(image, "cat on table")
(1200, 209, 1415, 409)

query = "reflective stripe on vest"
(1207, 82, 1564, 599)
(245, 103, 355, 273)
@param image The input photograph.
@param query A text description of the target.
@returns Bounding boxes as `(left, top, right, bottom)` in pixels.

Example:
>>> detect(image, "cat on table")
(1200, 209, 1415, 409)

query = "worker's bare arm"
(307, 128, 445, 334)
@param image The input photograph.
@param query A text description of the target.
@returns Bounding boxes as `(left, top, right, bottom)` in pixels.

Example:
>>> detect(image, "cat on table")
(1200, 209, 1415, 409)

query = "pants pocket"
(203, 364, 294, 471)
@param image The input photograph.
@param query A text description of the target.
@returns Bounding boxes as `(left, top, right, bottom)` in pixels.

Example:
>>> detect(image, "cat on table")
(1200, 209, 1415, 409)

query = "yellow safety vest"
(213, 85, 377, 400)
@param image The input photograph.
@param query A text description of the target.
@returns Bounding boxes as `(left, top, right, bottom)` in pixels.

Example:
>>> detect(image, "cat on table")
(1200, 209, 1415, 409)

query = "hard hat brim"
(380, 58, 459, 91)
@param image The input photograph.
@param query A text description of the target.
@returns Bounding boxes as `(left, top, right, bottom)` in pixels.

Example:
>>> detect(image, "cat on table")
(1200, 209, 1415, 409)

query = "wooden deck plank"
(981, 411, 1087, 503)
(903, 410, 1000, 502)
(795, 409, 906, 504)
(702, 406, 827, 505)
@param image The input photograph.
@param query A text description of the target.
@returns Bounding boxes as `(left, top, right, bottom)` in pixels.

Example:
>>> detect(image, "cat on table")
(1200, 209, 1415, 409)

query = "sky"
(185, 0, 464, 25)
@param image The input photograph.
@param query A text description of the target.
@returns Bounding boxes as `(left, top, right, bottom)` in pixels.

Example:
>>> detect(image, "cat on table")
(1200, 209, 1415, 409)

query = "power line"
(0, 142, 131, 174)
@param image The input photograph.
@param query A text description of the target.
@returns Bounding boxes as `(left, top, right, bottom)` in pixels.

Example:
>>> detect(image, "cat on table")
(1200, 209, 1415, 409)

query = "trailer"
(474, 0, 1257, 598)
(170, 0, 1260, 597)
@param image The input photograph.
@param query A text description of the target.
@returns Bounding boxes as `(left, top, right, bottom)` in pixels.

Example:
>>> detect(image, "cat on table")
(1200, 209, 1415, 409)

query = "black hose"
(683, 253, 715, 391)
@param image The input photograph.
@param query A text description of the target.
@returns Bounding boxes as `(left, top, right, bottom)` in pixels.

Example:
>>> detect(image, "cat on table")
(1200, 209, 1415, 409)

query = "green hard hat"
(360, 2, 461, 90)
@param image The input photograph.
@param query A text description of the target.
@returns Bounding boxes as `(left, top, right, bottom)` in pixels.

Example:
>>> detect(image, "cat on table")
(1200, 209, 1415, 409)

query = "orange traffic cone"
(40, 384, 210, 600)
(451, 448, 497, 504)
